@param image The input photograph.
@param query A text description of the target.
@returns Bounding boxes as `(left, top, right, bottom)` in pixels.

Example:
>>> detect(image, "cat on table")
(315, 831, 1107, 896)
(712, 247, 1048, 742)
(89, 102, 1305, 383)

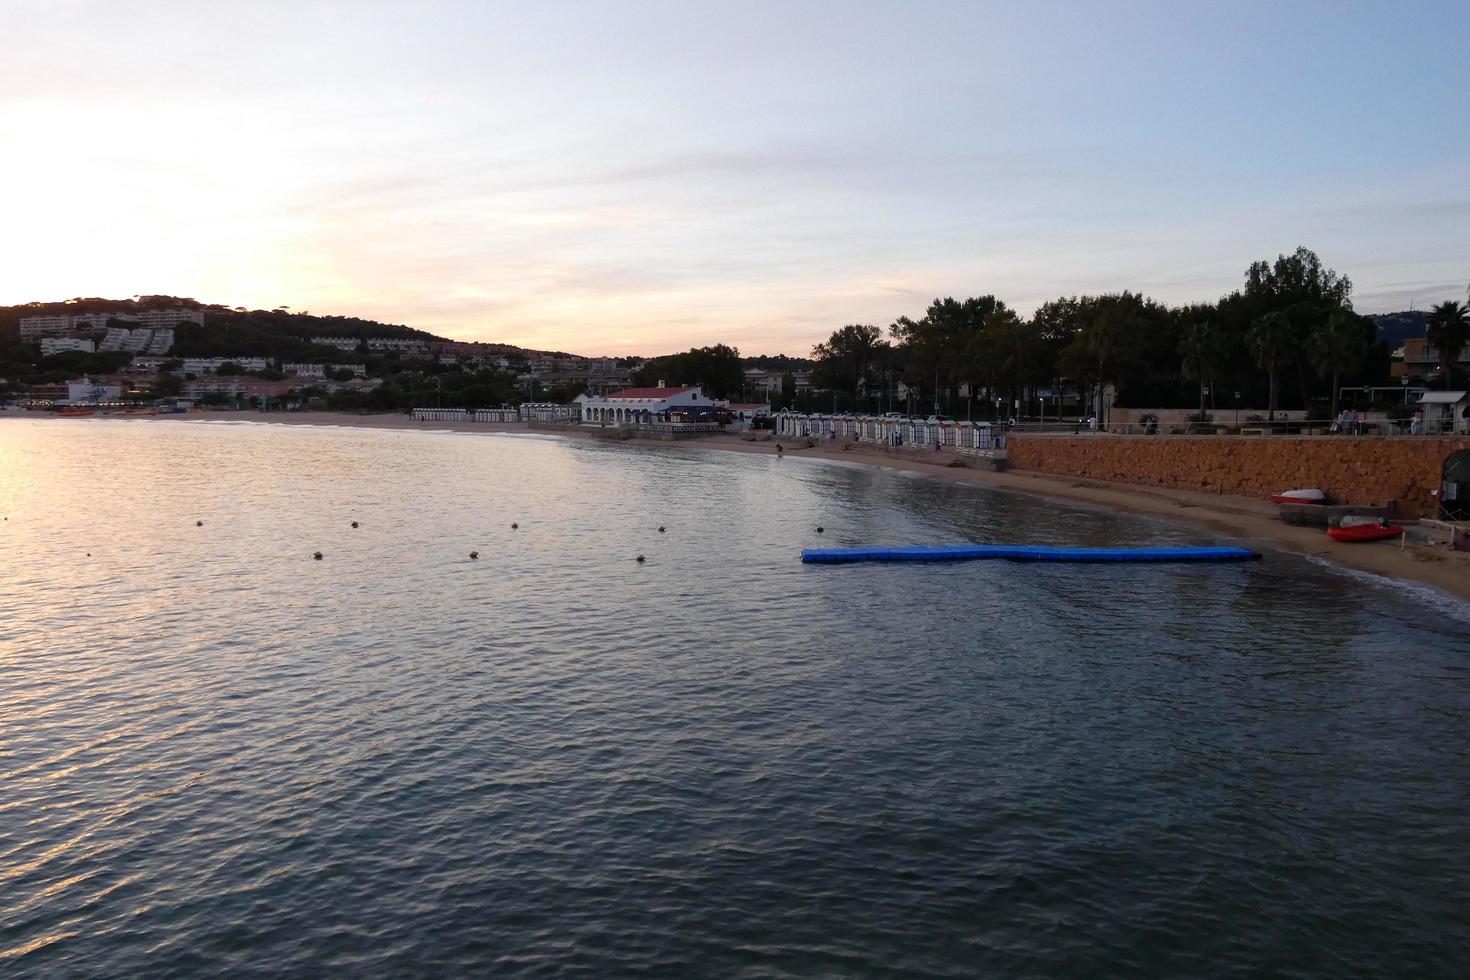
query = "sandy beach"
(53, 409, 1470, 604)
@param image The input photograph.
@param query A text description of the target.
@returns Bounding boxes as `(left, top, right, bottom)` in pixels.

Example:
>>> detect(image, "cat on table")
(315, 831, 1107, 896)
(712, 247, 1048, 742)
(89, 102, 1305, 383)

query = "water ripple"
(0, 420, 1467, 978)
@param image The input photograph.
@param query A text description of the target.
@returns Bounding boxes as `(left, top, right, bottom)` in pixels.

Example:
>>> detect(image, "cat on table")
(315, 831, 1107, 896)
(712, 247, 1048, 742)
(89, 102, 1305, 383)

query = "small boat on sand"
(1327, 524, 1403, 543)
(1272, 488, 1327, 505)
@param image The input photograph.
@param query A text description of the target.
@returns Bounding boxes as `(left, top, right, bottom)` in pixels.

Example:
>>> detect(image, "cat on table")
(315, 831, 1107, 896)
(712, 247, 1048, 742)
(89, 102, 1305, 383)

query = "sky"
(2, 1, 1468, 356)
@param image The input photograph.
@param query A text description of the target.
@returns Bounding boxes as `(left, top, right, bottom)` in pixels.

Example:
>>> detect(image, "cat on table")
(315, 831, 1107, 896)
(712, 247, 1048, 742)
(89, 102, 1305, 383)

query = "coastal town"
(8, 4, 1470, 977)
(3, 251, 1470, 584)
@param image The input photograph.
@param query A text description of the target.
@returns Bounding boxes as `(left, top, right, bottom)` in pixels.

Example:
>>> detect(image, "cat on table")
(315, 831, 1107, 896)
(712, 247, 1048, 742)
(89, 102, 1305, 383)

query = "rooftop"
(603, 386, 695, 399)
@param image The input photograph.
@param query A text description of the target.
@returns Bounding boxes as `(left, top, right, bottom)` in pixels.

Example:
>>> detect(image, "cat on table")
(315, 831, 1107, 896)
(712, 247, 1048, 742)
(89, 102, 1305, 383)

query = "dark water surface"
(2, 419, 1468, 978)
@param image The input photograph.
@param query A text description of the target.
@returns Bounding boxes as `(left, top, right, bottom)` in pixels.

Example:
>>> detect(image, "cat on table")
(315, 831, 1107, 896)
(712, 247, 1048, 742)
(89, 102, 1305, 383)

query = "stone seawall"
(1006, 435, 1470, 516)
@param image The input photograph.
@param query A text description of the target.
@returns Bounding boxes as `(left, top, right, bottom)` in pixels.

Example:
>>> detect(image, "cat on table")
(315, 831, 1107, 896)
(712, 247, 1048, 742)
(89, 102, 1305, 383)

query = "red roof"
(605, 386, 694, 399)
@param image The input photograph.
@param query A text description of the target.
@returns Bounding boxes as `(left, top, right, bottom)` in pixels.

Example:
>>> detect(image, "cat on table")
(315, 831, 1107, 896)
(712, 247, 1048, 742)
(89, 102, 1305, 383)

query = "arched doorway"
(1442, 450, 1470, 521)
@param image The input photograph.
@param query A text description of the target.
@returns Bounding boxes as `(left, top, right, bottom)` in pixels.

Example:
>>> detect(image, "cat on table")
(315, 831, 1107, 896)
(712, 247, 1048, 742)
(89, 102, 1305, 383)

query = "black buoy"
(511, 522, 519, 529)
(351, 521, 359, 529)
(658, 526, 666, 533)
(313, 551, 323, 560)
(196, 520, 203, 527)
(816, 526, 825, 533)
(469, 550, 479, 560)
(636, 554, 646, 562)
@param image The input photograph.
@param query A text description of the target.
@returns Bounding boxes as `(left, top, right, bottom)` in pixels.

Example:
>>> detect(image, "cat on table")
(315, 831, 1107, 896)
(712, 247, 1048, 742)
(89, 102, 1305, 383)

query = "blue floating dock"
(800, 545, 1259, 564)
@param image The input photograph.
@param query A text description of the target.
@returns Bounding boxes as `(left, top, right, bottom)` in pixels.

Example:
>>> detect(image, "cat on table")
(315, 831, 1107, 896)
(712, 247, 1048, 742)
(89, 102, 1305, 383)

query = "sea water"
(2, 419, 1467, 977)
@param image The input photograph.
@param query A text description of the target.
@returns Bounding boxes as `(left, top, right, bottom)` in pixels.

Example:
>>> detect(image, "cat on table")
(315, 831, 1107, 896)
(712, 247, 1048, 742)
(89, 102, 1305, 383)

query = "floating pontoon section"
(800, 545, 1259, 564)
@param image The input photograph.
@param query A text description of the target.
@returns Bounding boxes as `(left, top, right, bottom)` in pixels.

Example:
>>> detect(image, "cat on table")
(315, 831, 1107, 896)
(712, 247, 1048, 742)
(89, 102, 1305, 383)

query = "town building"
(40, 337, 96, 356)
(575, 385, 721, 424)
(281, 363, 366, 378)
(742, 367, 813, 397)
(726, 402, 770, 429)
(97, 327, 172, 354)
(311, 336, 362, 351)
(65, 377, 125, 403)
(1394, 337, 1470, 380)
(366, 338, 430, 353)
(179, 357, 269, 375)
(182, 378, 298, 401)
(18, 316, 71, 339)
(133, 309, 202, 329)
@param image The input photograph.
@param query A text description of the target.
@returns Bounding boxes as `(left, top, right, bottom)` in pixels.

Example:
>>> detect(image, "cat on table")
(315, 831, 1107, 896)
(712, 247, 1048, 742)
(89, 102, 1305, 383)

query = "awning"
(1417, 391, 1468, 405)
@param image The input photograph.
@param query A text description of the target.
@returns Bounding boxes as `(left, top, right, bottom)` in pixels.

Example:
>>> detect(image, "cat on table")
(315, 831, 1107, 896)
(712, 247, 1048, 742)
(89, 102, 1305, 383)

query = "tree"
(1244, 246, 1353, 312)
(631, 344, 744, 398)
(1179, 319, 1228, 418)
(215, 361, 244, 376)
(972, 309, 1040, 416)
(1307, 309, 1370, 415)
(150, 374, 183, 398)
(811, 324, 887, 404)
(1426, 300, 1469, 389)
(1057, 293, 1151, 421)
(1247, 311, 1295, 422)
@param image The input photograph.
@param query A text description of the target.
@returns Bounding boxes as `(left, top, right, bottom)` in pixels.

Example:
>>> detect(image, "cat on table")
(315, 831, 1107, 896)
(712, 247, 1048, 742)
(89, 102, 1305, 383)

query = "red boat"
(1327, 524, 1403, 543)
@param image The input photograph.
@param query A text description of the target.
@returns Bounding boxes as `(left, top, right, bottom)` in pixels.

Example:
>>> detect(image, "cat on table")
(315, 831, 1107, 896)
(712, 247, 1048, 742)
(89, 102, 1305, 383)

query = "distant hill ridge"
(1368, 310, 1428, 350)
(0, 295, 583, 361)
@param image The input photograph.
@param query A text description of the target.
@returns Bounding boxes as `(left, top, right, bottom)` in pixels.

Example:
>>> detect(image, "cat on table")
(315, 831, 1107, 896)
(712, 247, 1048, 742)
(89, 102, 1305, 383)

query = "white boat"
(1271, 488, 1327, 505)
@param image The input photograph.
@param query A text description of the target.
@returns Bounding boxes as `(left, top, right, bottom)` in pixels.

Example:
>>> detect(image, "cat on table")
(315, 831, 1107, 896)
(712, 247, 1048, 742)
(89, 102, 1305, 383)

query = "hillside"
(1370, 310, 1428, 350)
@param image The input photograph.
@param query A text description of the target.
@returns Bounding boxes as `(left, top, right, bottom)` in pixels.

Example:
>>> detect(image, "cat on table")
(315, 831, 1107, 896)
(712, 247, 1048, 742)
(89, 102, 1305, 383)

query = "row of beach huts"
(775, 413, 1001, 451)
(411, 403, 578, 424)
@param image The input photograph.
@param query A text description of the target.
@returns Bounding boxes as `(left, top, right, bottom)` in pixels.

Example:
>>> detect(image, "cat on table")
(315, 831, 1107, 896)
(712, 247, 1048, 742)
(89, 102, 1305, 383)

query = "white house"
(179, 357, 269, 374)
(40, 337, 96, 355)
(576, 385, 720, 424)
(311, 336, 361, 351)
(65, 377, 123, 403)
(19, 316, 70, 339)
(282, 363, 367, 379)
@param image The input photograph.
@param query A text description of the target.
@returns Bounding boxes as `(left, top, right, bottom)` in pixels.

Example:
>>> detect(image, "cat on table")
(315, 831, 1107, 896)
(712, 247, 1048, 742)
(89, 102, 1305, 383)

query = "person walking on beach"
(775, 441, 783, 456)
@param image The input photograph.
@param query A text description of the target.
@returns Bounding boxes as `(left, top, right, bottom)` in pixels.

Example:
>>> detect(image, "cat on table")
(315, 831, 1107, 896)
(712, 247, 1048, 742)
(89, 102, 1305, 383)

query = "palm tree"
(1179, 320, 1226, 419)
(1307, 309, 1368, 417)
(1426, 300, 1469, 389)
(1247, 311, 1294, 423)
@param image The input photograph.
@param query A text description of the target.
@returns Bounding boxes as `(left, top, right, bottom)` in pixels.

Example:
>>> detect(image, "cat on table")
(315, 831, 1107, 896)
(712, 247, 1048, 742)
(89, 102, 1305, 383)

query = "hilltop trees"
(1426, 300, 1468, 389)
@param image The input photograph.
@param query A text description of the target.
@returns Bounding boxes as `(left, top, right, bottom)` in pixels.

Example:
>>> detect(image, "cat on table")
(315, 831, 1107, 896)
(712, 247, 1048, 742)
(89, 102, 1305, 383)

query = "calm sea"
(2, 419, 1468, 978)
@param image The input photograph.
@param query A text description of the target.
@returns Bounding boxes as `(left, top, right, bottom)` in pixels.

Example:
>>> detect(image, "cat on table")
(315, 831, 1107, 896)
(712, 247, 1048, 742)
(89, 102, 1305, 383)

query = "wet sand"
(55, 410, 1470, 604)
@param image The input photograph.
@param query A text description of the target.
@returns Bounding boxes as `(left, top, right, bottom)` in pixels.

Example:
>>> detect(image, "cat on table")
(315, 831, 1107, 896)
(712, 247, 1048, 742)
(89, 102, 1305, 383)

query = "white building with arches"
(576, 386, 719, 425)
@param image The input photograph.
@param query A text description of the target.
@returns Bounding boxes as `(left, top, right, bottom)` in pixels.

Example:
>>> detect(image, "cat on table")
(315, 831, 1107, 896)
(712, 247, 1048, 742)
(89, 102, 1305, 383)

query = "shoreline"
(30, 409, 1470, 604)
